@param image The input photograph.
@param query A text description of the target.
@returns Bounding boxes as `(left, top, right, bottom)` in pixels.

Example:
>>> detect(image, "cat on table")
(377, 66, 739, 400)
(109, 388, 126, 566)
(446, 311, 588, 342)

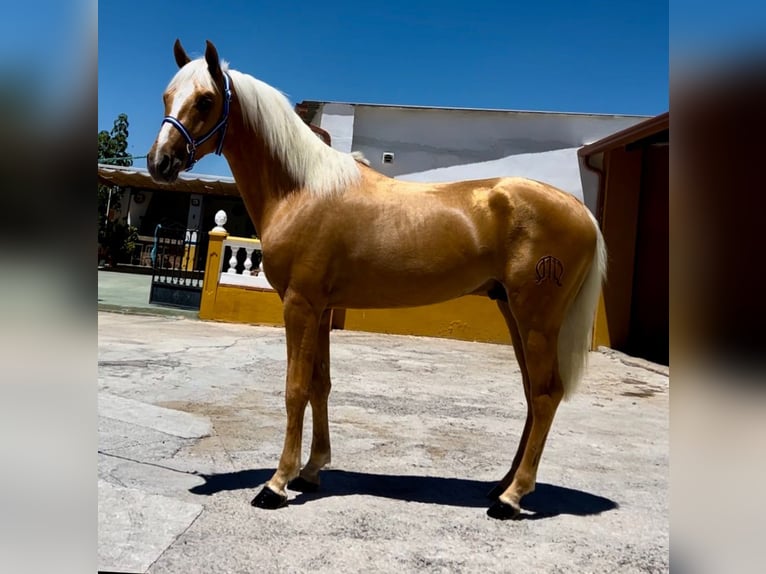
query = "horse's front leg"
(289, 309, 333, 493)
(252, 291, 322, 509)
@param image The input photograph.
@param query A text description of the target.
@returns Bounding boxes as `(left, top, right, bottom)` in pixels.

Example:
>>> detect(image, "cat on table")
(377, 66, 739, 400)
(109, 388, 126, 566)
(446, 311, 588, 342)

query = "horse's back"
(360, 168, 589, 224)
(343, 168, 597, 272)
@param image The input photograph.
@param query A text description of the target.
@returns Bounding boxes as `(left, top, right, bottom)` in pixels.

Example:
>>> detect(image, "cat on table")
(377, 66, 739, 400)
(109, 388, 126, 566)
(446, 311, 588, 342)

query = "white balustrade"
(211, 211, 274, 290)
(217, 238, 273, 292)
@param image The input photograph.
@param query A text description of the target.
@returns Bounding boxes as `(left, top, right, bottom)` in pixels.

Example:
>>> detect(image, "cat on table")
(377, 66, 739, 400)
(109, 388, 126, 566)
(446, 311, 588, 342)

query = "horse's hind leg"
(289, 309, 333, 492)
(487, 299, 533, 499)
(488, 315, 564, 519)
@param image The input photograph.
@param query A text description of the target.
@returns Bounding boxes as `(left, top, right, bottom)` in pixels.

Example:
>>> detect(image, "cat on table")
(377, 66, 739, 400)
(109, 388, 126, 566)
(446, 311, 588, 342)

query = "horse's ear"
(205, 40, 222, 81)
(173, 39, 191, 68)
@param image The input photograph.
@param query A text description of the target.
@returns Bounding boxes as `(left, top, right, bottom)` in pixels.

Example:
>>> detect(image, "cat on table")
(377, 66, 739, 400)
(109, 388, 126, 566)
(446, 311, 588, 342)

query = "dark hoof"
(487, 499, 521, 520)
(288, 476, 319, 493)
(251, 486, 287, 510)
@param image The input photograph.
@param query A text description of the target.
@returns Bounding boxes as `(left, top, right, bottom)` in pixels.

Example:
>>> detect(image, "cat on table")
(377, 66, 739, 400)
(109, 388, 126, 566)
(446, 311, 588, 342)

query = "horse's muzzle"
(147, 151, 183, 183)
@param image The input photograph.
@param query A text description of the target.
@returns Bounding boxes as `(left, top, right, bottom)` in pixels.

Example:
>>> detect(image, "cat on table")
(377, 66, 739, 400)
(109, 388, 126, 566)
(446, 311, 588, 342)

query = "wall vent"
(382, 152, 394, 164)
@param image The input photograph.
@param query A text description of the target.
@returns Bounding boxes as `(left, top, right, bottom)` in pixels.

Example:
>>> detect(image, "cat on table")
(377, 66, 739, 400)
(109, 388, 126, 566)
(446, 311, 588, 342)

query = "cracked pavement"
(98, 311, 669, 573)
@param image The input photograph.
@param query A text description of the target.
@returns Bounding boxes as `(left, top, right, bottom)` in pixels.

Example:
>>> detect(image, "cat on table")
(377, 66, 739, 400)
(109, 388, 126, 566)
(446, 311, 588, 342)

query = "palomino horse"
(148, 40, 607, 520)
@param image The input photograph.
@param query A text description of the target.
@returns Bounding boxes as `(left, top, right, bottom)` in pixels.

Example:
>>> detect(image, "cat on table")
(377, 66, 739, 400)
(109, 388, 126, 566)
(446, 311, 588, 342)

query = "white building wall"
(406, 146, 586, 200)
(316, 104, 646, 213)
(318, 103, 355, 153)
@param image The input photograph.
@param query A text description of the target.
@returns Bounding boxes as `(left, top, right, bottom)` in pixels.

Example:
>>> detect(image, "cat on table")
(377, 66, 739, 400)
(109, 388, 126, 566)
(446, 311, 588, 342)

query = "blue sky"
(98, 1, 671, 177)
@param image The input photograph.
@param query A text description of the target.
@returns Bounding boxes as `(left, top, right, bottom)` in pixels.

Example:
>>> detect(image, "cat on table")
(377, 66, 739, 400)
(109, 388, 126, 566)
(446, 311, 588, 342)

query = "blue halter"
(162, 72, 232, 171)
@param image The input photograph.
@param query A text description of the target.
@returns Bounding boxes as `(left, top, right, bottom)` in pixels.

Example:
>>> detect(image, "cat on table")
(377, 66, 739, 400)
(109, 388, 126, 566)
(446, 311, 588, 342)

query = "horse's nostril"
(158, 154, 171, 175)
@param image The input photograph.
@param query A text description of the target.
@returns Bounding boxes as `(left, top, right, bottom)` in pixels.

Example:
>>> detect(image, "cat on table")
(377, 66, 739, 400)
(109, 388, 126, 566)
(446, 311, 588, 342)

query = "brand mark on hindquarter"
(535, 256, 564, 286)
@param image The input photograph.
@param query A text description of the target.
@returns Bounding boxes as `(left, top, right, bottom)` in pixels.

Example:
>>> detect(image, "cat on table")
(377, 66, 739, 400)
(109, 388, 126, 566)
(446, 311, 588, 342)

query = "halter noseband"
(162, 72, 232, 171)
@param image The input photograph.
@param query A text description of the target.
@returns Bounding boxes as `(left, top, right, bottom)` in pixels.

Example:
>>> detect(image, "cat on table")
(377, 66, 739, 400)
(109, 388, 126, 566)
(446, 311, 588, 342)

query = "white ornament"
(212, 210, 227, 232)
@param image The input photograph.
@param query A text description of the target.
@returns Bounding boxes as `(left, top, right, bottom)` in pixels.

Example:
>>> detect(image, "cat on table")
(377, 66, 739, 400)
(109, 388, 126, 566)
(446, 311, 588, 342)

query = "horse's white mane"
(169, 59, 360, 196)
(351, 151, 370, 166)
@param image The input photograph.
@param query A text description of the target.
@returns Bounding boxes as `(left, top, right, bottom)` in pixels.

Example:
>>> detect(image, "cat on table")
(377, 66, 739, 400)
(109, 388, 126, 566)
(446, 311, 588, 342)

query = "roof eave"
(578, 112, 669, 158)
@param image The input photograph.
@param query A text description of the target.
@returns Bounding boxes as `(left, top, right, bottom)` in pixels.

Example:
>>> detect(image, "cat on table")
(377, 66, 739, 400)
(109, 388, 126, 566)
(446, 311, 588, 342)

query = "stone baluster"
(227, 248, 238, 274)
(244, 249, 253, 275)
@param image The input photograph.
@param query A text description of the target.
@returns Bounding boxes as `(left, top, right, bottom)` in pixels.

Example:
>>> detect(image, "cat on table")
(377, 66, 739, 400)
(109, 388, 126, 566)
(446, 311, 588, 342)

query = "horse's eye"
(196, 96, 213, 112)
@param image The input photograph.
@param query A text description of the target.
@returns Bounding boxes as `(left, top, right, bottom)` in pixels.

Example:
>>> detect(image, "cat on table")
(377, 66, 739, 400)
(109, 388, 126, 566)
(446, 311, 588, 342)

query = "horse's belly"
(328, 264, 491, 309)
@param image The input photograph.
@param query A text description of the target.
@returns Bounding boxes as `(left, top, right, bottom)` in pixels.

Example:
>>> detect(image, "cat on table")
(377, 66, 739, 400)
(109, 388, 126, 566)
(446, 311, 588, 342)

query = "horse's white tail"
(558, 209, 607, 399)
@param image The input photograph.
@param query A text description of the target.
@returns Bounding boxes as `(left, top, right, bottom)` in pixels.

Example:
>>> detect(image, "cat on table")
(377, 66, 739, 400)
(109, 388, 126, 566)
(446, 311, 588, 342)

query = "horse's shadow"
(189, 468, 617, 520)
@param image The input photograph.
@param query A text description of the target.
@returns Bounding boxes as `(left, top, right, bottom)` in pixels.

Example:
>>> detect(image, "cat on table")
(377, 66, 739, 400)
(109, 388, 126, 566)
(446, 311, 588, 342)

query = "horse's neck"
(223, 121, 298, 236)
(221, 80, 360, 235)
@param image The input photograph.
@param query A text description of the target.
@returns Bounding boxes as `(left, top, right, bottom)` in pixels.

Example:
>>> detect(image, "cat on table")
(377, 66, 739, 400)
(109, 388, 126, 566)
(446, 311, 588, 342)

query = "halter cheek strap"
(161, 72, 232, 171)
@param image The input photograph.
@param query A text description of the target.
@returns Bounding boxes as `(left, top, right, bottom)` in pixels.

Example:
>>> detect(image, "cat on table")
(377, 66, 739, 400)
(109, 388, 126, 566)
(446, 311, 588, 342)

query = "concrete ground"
(98, 305, 669, 573)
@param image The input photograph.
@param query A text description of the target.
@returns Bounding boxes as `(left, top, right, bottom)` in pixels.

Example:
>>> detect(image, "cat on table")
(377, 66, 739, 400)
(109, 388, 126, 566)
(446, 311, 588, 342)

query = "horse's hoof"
(251, 486, 288, 510)
(487, 499, 521, 520)
(288, 476, 319, 493)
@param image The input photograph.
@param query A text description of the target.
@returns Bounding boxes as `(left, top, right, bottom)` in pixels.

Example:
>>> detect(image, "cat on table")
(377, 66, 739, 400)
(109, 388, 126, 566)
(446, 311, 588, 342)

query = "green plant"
(98, 114, 136, 265)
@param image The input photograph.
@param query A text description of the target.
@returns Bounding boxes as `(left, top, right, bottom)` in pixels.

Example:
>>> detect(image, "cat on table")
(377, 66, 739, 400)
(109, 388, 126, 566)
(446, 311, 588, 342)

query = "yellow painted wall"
(199, 230, 285, 326)
(344, 296, 510, 344)
(201, 285, 285, 326)
(592, 292, 610, 349)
